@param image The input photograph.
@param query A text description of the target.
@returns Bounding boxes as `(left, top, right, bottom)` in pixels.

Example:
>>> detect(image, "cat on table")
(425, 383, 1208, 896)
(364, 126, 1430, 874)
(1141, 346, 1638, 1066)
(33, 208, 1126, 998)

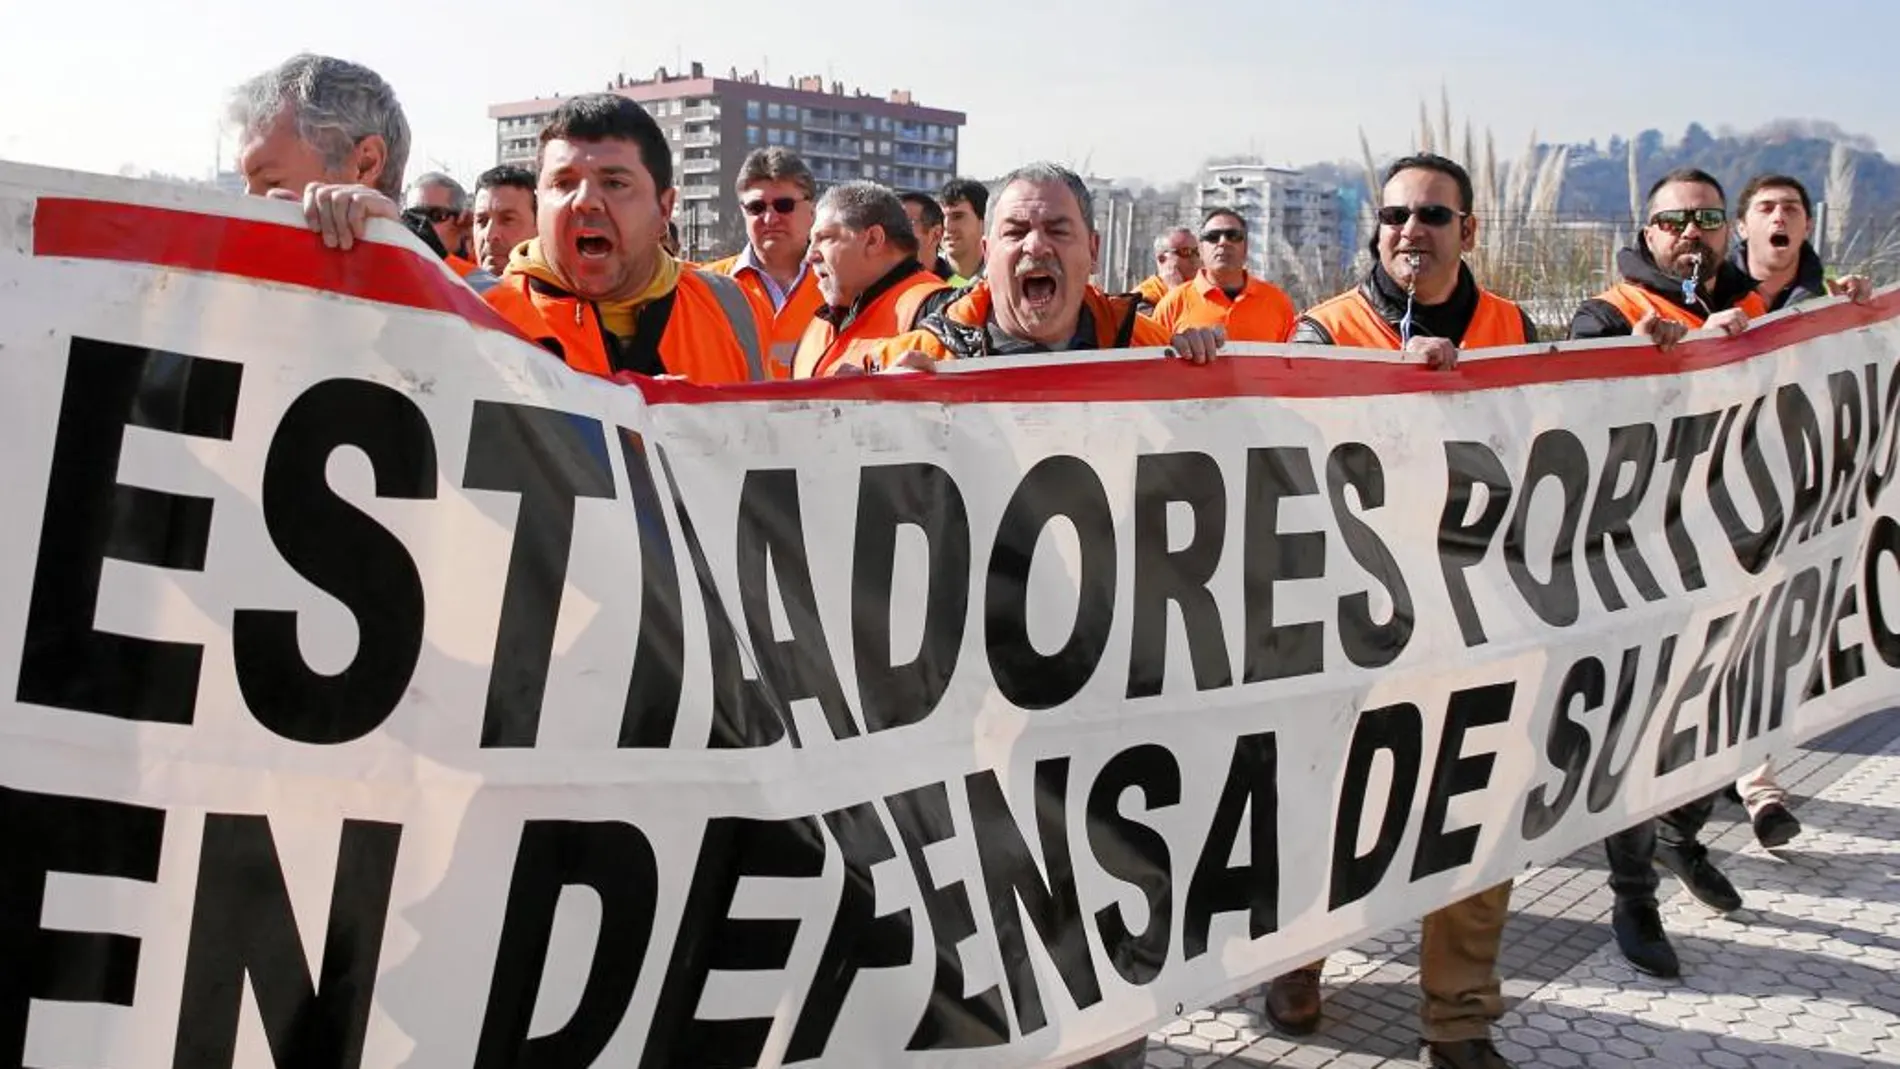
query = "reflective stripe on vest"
(1595, 283, 1769, 330)
(1304, 288, 1527, 350)
(698, 270, 766, 381)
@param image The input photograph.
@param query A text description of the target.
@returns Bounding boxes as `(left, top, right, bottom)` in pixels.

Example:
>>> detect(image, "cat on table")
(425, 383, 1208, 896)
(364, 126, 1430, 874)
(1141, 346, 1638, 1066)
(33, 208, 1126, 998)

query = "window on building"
(783, 130, 797, 147)
(863, 163, 875, 178)
(767, 102, 782, 120)
(767, 127, 782, 145)
(879, 165, 892, 180)
(747, 125, 760, 145)
(880, 116, 893, 132)
(746, 100, 761, 120)
(800, 108, 812, 125)
(880, 140, 892, 156)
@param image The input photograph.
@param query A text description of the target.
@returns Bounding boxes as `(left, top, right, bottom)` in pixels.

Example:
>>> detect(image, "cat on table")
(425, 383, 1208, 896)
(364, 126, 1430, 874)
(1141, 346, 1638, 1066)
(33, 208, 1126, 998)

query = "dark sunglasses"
(742, 196, 805, 216)
(1164, 245, 1201, 258)
(1377, 204, 1464, 227)
(412, 205, 461, 224)
(1649, 208, 1727, 233)
(1200, 227, 1246, 244)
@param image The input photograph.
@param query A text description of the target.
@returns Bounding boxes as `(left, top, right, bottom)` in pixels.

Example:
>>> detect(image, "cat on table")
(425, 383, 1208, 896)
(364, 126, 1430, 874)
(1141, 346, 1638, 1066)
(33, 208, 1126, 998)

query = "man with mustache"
(1268, 155, 1529, 1069)
(1153, 209, 1297, 341)
(860, 162, 1223, 367)
(1569, 168, 1764, 351)
(483, 93, 772, 384)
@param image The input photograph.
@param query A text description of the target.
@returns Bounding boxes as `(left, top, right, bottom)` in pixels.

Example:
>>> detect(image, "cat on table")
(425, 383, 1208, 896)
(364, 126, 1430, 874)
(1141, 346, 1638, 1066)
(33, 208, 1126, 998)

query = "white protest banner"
(2, 160, 1898, 1068)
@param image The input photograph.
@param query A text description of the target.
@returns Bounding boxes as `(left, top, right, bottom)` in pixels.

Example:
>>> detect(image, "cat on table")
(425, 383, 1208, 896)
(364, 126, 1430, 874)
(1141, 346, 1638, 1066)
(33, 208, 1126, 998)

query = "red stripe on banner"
(32, 197, 520, 336)
(629, 287, 1900, 407)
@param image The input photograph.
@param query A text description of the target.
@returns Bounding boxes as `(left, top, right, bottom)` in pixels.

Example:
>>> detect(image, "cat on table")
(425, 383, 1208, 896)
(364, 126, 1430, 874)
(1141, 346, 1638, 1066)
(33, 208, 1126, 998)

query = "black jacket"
(1569, 244, 1761, 339)
(1730, 238, 1828, 313)
(1293, 262, 1536, 345)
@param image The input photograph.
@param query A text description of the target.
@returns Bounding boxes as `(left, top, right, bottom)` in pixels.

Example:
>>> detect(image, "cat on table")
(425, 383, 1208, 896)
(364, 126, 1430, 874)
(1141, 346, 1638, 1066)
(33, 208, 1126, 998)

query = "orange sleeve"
(864, 329, 954, 370)
(1129, 313, 1174, 348)
(1149, 287, 1189, 333)
(741, 285, 776, 364)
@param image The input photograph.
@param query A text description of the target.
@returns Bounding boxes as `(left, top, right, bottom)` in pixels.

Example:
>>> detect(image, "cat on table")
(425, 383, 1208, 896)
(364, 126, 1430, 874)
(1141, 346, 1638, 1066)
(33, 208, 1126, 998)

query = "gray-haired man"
(229, 53, 408, 251)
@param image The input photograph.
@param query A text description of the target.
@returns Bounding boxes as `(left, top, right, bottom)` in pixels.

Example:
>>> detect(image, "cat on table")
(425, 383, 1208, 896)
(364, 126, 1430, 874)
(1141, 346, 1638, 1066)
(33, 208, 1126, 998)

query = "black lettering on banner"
(853, 463, 971, 733)
(1087, 744, 1181, 985)
(737, 470, 858, 740)
(1661, 411, 1721, 591)
(616, 430, 687, 747)
(1705, 400, 1786, 576)
(1522, 657, 1602, 841)
(886, 783, 1009, 1051)
(1655, 614, 1735, 775)
(642, 817, 823, 1069)
(1412, 682, 1514, 880)
(655, 448, 787, 748)
(1504, 430, 1588, 627)
(1127, 452, 1233, 696)
(1582, 423, 1665, 612)
(786, 805, 915, 1063)
(1242, 447, 1325, 681)
(475, 820, 659, 1068)
(1327, 442, 1413, 668)
(1707, 585, 1781, 753)
(234, 381, 437, 744)
(1586, 642, 1671, 814)
(17, 337, 240, 723)
(1826, 579, 1869, 693)
(1825, 370, 1866, 526)
(986, 456, 1116, 709)
(1865, 516, 1900, 669)
(0, 787, 164, 1065)
(1329, 703, 1422, 910)
(463, 402, 615, 747)
(967, 761, 1103, 1035)
(1862, 363, 1900, 508)
(1803, 562, 1843, 705)
(1771, 567, 1823, 729)
(1438, 442, 1512, 647)
(1183, 732, 1279, 958)
(174, 816, 401, 1069)
(1775, 383, 1827, 554)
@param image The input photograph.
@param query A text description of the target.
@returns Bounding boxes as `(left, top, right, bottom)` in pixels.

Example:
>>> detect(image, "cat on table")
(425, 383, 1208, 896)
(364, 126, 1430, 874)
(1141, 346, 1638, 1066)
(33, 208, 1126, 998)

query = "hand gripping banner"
(2, 162, 1898, 1068)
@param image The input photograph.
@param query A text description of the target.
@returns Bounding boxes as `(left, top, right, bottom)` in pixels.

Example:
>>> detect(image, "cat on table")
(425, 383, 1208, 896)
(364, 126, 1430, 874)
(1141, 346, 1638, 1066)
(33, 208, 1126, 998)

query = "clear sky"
(5, 0, 1892, 190)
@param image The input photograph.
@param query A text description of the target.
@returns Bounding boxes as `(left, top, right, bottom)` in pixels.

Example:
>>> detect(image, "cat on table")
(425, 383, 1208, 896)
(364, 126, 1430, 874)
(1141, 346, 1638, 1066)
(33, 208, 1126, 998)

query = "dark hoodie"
(1293, 261, 1537, 345)
(1731, 238, 1828, 313)
(1569, 243, 1762, 339)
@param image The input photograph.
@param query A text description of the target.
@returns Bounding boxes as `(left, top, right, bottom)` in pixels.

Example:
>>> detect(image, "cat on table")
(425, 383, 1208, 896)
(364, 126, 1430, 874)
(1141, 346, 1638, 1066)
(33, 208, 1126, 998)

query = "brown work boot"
(1264, 968, 1322, 1035)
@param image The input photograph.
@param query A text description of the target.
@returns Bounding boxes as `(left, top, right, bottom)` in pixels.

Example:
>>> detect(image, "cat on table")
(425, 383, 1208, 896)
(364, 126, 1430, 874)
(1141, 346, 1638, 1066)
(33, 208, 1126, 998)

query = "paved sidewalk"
(1142, 710, 1900, 1068)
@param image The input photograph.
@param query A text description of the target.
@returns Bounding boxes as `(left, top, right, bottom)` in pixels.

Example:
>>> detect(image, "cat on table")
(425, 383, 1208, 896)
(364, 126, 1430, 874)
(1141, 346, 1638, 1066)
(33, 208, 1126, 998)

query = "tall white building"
(1193, 163, 1341, 285)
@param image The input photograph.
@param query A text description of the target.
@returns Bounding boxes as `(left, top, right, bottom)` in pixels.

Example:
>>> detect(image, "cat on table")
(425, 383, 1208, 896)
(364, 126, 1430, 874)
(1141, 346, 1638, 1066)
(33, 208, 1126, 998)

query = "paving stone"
(1148, 714, 1900, 1068)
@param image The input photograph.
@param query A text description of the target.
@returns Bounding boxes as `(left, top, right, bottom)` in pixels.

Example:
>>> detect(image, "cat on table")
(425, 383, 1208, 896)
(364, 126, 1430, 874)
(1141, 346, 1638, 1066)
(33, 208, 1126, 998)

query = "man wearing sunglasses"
(483, 94, 771, 385)
(1569, 168, 1764, 350)
(704, 148, 826, 379)
(1569, 170, 1766, 982)
(1293, 154, 1535, 371)
(1152, 210, 1297, 341)
(1131, 226, 1200, 313)
(1269, 154, 1528, 1069)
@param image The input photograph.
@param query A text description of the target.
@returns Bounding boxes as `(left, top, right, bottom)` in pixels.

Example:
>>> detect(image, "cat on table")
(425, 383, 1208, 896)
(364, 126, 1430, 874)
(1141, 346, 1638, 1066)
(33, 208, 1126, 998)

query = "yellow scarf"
(507, 238, 682, 337)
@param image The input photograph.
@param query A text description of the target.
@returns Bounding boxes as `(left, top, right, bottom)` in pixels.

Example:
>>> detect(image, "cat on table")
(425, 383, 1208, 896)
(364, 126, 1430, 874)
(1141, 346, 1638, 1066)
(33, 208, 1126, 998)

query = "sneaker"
(1753, 802, 1802, 849)
(1612, 899, 1681, 978)
(1654, 840, 1743, 913)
